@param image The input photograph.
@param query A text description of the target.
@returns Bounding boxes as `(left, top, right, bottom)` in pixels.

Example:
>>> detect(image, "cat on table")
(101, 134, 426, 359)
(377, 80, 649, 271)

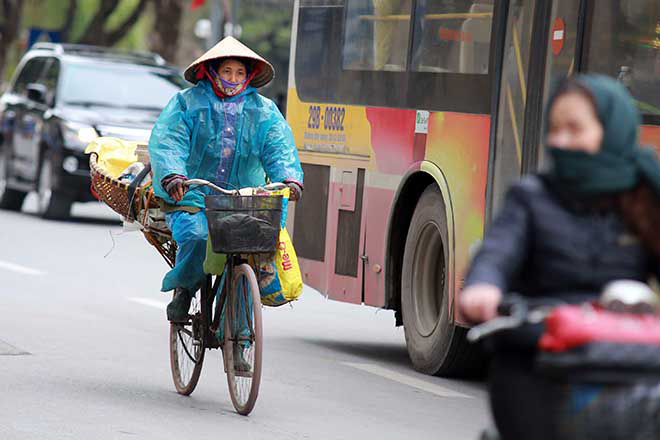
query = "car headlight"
(62, 121, 98, 150)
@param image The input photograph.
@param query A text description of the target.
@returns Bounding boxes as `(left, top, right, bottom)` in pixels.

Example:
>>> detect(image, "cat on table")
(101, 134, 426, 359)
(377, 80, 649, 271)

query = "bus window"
(294, 0, 344, 103)
(586, 0, 660, 116)
(411, 0, 494, 74)
(342, 0, 413, 71)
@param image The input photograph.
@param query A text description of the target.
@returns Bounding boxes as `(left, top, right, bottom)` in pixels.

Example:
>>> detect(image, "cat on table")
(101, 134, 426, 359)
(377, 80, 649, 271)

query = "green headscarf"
(546, 74, 660, 197)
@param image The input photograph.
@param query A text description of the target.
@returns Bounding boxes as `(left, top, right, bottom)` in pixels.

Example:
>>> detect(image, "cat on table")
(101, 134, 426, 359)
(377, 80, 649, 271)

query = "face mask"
(548, 147, 637, 195)
(219, 77, 246, 96)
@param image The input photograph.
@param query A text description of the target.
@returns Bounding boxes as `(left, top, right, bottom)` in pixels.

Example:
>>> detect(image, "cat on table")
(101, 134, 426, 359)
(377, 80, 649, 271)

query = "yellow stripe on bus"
(512, 21, 527, 105)
(506, 83, 522, 166)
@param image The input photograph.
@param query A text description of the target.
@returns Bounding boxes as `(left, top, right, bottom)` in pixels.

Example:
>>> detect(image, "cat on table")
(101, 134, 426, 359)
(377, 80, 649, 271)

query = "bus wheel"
(401, 185, 481, 376)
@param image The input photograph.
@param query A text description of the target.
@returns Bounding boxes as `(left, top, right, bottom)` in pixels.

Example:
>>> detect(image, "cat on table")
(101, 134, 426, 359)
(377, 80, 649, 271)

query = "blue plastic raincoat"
(148, 80, 303, 292)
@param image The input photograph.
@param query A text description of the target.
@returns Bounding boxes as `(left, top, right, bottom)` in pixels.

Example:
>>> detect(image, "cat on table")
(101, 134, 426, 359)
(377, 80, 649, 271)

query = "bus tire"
(401, 185, 482, 377)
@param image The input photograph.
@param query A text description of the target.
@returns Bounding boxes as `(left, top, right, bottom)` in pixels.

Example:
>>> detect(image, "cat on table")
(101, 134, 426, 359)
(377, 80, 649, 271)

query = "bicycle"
(168, 178, 286, 416)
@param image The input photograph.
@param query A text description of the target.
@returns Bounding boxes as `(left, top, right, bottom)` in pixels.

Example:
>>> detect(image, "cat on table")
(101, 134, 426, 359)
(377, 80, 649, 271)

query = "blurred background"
(0, 0, 294, 110)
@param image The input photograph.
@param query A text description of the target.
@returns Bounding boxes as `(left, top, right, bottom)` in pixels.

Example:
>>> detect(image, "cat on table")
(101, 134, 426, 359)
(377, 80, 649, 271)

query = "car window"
(59, 62, 187, 110)
(40, 59, 61, 106)
(12, 57, 49, 96)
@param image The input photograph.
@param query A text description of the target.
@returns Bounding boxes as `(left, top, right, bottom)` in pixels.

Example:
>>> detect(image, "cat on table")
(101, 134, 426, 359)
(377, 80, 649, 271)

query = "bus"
(285, 0, 660, 376)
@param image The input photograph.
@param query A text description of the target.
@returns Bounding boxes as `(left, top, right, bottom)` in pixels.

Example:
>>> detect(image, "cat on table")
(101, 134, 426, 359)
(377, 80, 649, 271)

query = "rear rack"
(30, 42, 166, 66)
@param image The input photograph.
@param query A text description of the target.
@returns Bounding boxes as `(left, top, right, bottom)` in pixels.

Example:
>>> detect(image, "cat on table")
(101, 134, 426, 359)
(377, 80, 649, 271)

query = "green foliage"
(105, 0, 152, 50)
(2, 0, 152, 82)
(21, 0, 150, 49)
(3, 0, 295, 102)
(22, 0, 68, 29)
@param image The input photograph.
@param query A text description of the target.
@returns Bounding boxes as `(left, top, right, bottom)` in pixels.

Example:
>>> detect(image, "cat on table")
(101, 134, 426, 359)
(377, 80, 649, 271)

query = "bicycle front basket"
(205, 194, 283, 254)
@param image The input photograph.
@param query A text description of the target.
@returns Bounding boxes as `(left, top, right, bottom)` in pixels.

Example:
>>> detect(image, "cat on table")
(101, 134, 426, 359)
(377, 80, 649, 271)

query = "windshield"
(59, 62, 187, 109)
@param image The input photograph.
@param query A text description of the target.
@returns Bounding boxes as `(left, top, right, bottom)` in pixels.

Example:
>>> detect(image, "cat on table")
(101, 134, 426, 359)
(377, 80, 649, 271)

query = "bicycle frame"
(200, 255, 253, 348)
(170, 178, 280, 413)
(185, 177, 285, 350)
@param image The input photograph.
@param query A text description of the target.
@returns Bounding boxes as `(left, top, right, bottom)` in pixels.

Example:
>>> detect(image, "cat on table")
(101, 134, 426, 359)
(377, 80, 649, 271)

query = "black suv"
(0, 43, 187, 219)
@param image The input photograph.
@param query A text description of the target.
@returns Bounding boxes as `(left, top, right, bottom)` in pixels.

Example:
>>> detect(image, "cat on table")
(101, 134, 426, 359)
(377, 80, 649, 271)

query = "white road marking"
(0, 260, 46, 276)
(128, 297, 168, 310)
(0, 340, 30, 355)
(342, 362, 473, 399)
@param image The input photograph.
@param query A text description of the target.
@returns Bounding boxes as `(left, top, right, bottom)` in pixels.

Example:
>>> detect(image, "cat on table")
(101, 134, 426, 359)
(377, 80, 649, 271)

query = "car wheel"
(0, 147, 27, 211)
(401, 185, 484, 377)
(38, 154, 72, 220)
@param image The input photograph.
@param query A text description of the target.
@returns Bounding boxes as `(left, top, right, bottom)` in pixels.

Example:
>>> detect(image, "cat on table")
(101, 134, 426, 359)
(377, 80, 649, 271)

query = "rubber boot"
(167, 288, 193, 322)
(233, 345, 252, 373)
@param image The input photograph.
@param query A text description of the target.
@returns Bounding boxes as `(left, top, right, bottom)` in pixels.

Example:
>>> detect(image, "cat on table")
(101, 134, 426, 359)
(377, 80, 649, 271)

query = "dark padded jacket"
(465, 175, 658, 302)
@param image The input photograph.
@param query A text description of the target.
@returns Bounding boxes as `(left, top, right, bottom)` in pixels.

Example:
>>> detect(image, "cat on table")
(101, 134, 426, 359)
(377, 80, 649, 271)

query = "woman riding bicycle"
(459, 74, 660, 439)
(148, 36, 304, 324)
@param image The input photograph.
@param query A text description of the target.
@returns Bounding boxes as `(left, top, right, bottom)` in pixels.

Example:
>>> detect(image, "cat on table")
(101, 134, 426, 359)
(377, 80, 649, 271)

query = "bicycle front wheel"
(169, 289, 205, 395)
(224, 263, 263, 415)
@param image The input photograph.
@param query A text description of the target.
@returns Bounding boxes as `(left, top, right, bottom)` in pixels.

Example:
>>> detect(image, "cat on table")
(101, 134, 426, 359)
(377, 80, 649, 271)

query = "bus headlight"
(62, 121, 98, 150)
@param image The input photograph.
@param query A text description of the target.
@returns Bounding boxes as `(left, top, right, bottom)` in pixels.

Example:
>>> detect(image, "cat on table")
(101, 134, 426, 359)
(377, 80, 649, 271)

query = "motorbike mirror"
(600, 279, 659, 314)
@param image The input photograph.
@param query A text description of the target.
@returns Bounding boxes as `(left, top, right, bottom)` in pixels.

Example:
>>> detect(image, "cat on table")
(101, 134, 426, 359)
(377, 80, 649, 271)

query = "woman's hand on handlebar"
(459, 284, 503, 324)
(162, 174, 188, 201)
(283, 179, 303, 202)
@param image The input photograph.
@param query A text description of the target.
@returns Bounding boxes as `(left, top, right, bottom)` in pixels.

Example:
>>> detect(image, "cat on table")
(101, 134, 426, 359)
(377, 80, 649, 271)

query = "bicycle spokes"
(169, 292, 205, 395)
(225, 264, 263, 415)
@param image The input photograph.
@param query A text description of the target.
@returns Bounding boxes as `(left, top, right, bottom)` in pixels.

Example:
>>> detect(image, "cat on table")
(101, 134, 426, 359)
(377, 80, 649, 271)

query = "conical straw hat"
(184, 36, 274, 88)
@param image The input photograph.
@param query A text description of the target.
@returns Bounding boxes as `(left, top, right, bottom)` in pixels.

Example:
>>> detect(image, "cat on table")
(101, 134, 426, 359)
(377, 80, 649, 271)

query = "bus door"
(527, 0, 585, 171)
(326, 166, 366, 305)
(488, 0, 583, 214)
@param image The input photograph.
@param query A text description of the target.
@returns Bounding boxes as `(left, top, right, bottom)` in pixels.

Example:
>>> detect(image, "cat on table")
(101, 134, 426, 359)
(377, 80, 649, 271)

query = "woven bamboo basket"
(89, 153, 177, 268)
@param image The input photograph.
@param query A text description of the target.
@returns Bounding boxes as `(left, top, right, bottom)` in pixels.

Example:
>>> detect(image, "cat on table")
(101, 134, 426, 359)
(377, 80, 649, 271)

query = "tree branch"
(0, 0, 24, 80)
(60, 0, 78, 42)
(77, 0, 121, 45)
(105, 0, 150, 46)
(149, 0, 185, 63)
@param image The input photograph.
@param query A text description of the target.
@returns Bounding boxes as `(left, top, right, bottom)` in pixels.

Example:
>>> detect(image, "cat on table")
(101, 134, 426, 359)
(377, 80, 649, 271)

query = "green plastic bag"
(203, 239, 227, 275)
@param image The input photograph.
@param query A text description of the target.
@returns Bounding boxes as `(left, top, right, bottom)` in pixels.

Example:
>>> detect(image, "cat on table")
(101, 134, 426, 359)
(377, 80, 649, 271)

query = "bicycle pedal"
(234, 370, 253, 378)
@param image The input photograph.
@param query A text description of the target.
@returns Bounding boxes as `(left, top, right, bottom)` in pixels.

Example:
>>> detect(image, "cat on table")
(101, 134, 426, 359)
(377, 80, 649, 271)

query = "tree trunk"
(0, 0, 24, 81)
(150, 0, 185, 63)
(59, 0, 79, 43)
(105, 0, 150, 46)
(77, 0, 119, 45)
(76, 0, 149, 47)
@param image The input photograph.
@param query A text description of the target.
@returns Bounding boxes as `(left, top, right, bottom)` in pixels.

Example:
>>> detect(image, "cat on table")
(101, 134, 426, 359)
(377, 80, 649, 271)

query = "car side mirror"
(26, 83, 48, 104)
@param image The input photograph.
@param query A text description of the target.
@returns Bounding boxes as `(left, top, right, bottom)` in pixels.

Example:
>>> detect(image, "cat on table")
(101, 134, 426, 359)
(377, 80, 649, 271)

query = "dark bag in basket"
(213, 213, 279, 253)
(205, 194, 283, 254)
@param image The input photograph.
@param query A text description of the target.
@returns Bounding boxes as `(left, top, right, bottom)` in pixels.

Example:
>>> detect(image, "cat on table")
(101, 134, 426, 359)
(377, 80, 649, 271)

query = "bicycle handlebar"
(183, 179, 286, 195)
(184, 179, 235, 195)
(466, 296, 564, 343)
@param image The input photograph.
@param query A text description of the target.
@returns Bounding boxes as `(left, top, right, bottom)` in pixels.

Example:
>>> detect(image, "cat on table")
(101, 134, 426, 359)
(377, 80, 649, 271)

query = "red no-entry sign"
(551, 18, 565, 56)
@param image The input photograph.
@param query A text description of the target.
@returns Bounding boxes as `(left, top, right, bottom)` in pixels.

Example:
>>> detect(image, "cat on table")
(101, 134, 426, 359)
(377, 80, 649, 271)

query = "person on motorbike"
(459, 73, 660, 439)
(148, 36, 304, 324)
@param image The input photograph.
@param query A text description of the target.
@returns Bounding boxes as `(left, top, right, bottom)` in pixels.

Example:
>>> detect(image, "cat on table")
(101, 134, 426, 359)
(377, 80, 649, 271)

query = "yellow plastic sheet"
(84, 137, 140, 179)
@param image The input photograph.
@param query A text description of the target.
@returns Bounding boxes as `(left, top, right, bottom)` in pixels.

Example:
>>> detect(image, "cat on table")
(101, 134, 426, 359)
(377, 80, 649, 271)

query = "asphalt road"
(0, 196, 490, 440)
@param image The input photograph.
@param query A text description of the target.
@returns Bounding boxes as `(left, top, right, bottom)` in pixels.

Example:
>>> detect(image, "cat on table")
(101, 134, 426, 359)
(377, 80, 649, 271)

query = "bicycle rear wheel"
(169, 289, 205, 395)
(224, 263, 263, 415)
